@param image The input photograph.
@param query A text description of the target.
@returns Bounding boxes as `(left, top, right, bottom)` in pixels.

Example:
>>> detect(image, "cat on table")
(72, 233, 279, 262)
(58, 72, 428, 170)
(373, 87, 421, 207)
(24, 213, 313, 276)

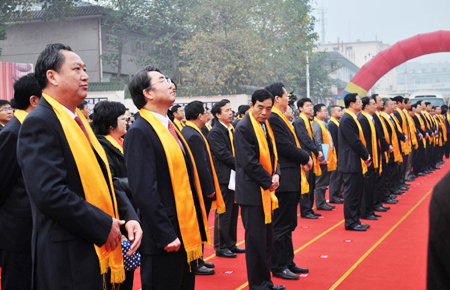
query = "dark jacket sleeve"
(17, 115, 112, 247)
(373, 114, 390, 152)
(340, 116, 369, 160)
(327, 122, 339, 155)
(0, 128, 21, 207)
(294, 118, 320, 155)
(208, 128, 236, 170)
(413, 116, 426, 136)
(268, 116, 309, 165)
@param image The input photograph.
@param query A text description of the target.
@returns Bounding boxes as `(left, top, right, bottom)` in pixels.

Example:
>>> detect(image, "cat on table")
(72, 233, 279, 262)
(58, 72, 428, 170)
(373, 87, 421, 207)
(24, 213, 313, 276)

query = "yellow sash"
(139, 109, 210, 264)
(381, 112, 403, 163)
(42, 94, 125, 283)
(345, 111, 367, 175)
(299, 113, 321, 176)
(391, 114, 410, 155)
(416, 113, 427, 148)
(329, 117, 340, 127)
(407, 114, 419, 150)
(361, 111, 378, 169)
(185, 121, 226, 214)
(105, 135, 124, 154)
(14, 109, 28, 124)
(313, 117, 337, 171)
(439, 115, 447, 142)
(248, 110, 279, 224)
(174, 118, 184, 131)
(396, 108, 412, 155)
(271, 107, 309, 194)
(376, 111, 390, 164)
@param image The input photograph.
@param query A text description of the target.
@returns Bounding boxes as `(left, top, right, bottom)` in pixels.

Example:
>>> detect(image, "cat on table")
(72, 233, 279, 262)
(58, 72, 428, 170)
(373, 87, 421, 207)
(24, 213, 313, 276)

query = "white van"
(410, 90, 449, 107)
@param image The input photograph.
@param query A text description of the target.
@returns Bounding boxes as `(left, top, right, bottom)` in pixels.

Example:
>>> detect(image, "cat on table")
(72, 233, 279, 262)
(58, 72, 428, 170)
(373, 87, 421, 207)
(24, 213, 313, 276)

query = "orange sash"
(381, 112, 403, 163)
(361, 111, 378, 169)
(345, 111, 367, 175)
(313, 117, 337, 171)
(299, 113, 321, 176)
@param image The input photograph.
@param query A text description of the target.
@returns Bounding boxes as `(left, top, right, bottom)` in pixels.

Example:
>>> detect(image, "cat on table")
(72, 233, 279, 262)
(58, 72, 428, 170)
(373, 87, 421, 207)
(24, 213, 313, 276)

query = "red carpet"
(1, 160, 445, 290)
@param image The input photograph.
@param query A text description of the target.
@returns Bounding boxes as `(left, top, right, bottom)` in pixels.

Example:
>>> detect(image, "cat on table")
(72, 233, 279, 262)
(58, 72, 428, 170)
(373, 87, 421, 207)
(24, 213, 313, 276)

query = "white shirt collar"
(220, 121, 232, 130)
(61, 105, 77, 119)
(149, 111, 170, 129)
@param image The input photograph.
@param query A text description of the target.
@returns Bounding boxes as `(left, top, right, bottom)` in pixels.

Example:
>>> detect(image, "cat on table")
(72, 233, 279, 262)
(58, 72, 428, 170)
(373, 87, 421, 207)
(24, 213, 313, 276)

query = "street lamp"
(306, 17, 315, 99)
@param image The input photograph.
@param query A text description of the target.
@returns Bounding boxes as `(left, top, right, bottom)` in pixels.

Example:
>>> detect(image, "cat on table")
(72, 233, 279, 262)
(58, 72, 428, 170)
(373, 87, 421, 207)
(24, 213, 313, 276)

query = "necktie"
(228, 127, 235, 156)
(168, 121, 185, 154)
(74, 116, 92, 146)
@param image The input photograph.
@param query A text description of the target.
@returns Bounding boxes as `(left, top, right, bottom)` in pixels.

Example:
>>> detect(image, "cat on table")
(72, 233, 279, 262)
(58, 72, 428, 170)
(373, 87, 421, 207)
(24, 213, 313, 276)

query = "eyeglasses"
(145, 78, 171, 90)
(0, 108, 13, 112)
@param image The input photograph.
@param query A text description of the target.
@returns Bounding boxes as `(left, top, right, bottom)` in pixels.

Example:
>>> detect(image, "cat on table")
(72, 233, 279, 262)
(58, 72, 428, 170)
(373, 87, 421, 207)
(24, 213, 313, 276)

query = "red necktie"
(168, 121, 185, 154)
(74, 116, 92, 146)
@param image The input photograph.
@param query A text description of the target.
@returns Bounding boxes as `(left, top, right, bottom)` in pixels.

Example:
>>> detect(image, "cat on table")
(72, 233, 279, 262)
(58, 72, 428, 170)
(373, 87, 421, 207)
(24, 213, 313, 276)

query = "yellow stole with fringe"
(185, 121, 226, 214)
(313, 117, 337, 171)
(139, 109, 210, 264)
(42, 94, 125, 284)
(248, 110, 279, 224)
(381, 112, 403, 163)
(14, 109, 28, 124)
(299, 113, 321, 176)
(105, 135, 124, 154)
(271, 107, 309, 194)
(345, 111, 367, 175)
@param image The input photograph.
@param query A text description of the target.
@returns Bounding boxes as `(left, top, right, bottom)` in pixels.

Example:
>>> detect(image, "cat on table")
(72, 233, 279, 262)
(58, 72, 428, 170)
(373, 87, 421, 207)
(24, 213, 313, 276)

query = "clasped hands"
(106, 218, 143, 256)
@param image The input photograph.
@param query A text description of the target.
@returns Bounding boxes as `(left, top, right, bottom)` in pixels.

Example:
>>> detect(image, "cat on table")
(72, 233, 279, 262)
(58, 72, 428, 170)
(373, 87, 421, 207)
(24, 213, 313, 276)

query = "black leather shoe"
(329, 198, 344, 204)
(303, 213, 318, 219)
(195, 265, 215, 275)
(392, 191, 404, 195)
(399, 185, 409, 191)
(374, 206, 388, 212)
(316, 204, 333, 211)
(405, 177, 415, 182)
(418, 172, 426, 176)
(362, 215, 378, 220)
(382, 205, 391, 210)
(383, 199, 397, 204)
(312, 212, 322, 216)
(360, 223, 370, 229)
(288, 265, 309, 274)
(373, 213, 382, 217)
(345, 224, 367, 231)
(216, 249, 237, 258)
(270, 285, 286, 290)
(272, 269, 299, 280)
(390, 194, 397, 199)
(230, 246, 245, 253)
(203, 261, 215, 268)
(410, 174, 418, 179)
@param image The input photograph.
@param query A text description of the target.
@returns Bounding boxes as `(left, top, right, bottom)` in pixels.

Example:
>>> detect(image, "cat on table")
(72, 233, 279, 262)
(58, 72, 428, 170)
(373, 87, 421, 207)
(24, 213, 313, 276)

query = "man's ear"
(46, 70, 58, 86)
(143, 89, 154, 102)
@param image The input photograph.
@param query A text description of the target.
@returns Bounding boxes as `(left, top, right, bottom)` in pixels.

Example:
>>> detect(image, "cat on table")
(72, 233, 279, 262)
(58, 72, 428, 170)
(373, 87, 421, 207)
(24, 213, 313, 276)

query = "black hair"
(238, 105, 250, 117)
(442, 105, 448, 114)
(371, 94, 379, 103)
(170, 104, 182, 114)
(313, 104, 326, 116)
(251, 89, 274, 105)
(77, 100, 88, 110)
(411, 103, 418, 109)
(35, 43, 73, 89)
(297, 97, 312, 108)
(432, 106, 436, 110)
(265, 82, 285, 99)
(0, 100, 11, 108)
(404, 98, 410, 104)
(344, 93, 358, 108)
(361, 96, 371, 110)
(392, 96, 404, 104)
(128, 66, 162, 109)
(13, 73, 42, 110)
(185, 100, 205, 120)
(211, 99, 230, 119)
(92, 101, 127, 135)
(425, 102, 431, 106)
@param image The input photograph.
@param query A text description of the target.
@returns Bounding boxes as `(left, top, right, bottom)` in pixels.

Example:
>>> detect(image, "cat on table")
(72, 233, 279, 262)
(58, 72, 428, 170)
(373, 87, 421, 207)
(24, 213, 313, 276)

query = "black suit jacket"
(327, 120, 340, 155)
(358, 114, 377, 171)
(373, 112, 391, 157)
(234, 114, 280, 206)
(413, 114, 426, 136)
(200, 125, 210, 138)
(294, 117, 321, 157)
(0, 116, 32, 253)
(17, 97, 138, 289)
(207, 121, 236, 184)
(267, 113, 309, 193)
(182, 125, 215, 198)
(338, 112, 369, 173)
(125, 116, 207, 256)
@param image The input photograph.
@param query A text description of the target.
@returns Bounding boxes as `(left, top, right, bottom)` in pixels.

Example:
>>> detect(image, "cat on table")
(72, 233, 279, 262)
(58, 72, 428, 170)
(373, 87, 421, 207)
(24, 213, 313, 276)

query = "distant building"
(396, 62, 450, 93)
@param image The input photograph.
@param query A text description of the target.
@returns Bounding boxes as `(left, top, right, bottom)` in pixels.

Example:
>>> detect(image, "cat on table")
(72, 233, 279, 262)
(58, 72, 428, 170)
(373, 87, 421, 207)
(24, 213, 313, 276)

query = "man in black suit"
(294, 98, 324, 219)
(126, 66, 208, 290)
(0, 100, 13, 131)
(182, 100, 218, 276)
(208, 99, 245, 258)
(17, 43, 141, 289)
(0, 73, 41, 290)
(327, 105, 344, 204)
(231, 104, 250, 128)
(338, 93, 371, 231)
(235, 89, 285, 290)
(266, 83, 312, 281)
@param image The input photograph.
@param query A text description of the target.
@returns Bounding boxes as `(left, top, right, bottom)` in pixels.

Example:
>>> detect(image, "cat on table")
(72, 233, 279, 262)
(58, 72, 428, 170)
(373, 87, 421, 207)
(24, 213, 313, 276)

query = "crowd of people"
(0, 43, 449, 290)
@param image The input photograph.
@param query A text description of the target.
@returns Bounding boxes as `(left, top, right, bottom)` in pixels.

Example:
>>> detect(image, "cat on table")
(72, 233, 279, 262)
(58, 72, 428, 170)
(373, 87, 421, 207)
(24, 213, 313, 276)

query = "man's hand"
(404, 135, 408, 141)
(105, 218, 125, 252)
(303, 156, 313, 171)
(419, 133, 423, 140)
(164, 238, 181, 252)
(388, 145, 394, 154)
(207, 192, 216, 198)
(269, 174, 280, 191)
(319, 159, 327, 165)
(317, 151, 324, 160)
(364, 154, 372, 167)
(125, 220, 143, 256)
(426, 133, 429, 138)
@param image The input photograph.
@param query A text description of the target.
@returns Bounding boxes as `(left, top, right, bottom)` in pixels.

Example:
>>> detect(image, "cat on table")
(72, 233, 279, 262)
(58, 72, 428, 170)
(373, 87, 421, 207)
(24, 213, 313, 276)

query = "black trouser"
(300, 170, 315, 217)
(405, 150, 414, 179)
(374, 157, 386, 208)
(399, 154, 406, 185)
(241, 205, 274, 290)
(343, 172, 364, 228)
(0, 249, 32, 290)
(383, 159, 393, 199)
(214, 185, 239, 251)
(446, 134, 450, 158)
(272, 191, 300, 273)
(388, 161, 399, 193)
(361, 170, 376, 217)
(329, 166, 344, 201)
(198, 196, 213, 268)
(413, 141, 424, 175)
(141, 250, 196, 290)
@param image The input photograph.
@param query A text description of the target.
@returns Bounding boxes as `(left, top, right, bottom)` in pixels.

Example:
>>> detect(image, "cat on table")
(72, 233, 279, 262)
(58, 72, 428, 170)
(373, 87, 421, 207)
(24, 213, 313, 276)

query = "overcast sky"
(311, 0, 450, 63)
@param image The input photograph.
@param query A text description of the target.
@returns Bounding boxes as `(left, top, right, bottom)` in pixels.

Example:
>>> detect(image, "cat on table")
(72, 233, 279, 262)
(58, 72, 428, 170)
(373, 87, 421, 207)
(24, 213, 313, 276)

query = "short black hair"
(185, 100, 205, 121)
(128, 66, 162, 109)
(13, 73, 42, 110)
(344, 93, 358, 108)
(77, 100, 88, 110)
(237, 104, 250, 117)
(92, 101, 127, 135)
(442, 105, 448, 114)
(251, 89, 274, 105)
(392, 96, 404, 104)
(432, 106, 436, 110)
(171, 104, 182, 114)
(265, 83, 285, 98)
(0, 100, 11, 109)
(361, 96, 371, 110)
(211, 99, 230, 119)
(35, 43, 73, 89)
(425, 102, 431, 106)
(297, 98, 312, 108)
(404, 98, 410, 104)
(313, 104, 326, 116)
(411, 103, 418, 109)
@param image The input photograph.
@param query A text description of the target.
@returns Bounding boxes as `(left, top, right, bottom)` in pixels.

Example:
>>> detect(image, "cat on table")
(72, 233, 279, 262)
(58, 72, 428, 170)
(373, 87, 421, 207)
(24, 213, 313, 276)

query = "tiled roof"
(10, 6, 110, 22)
(88, 82, 127, 92)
